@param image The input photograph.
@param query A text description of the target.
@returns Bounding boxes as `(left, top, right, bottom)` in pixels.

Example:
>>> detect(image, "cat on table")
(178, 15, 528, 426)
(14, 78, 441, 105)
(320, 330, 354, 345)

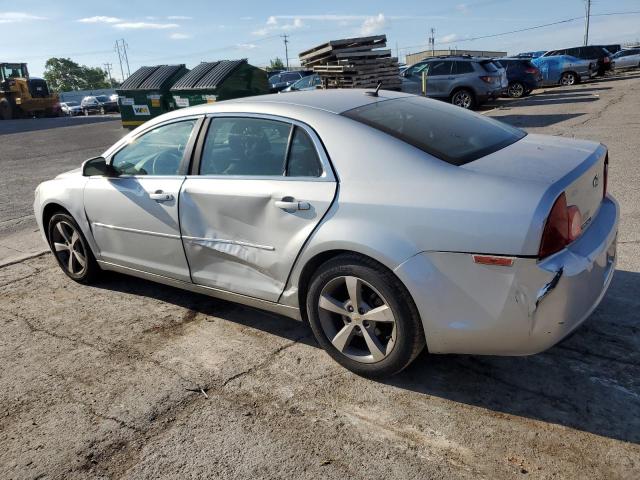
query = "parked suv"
(400, 56, 506, 109)
(81, 95, 119, 115)
(542, 46, 612, 76)
(495, 58, 542, 97)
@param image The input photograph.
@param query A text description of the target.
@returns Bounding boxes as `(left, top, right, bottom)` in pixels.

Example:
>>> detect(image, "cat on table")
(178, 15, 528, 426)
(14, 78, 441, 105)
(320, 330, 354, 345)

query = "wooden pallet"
(299, 34, 400, 90)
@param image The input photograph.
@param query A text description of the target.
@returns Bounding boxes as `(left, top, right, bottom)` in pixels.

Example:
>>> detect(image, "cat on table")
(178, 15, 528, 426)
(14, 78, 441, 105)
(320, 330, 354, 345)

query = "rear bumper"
(394, 195, 619, 355)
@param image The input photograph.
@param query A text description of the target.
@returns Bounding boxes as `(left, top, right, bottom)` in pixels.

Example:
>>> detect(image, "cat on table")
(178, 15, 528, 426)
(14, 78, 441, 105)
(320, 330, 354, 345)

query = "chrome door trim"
(196, 112, 336, 182)
(97, 260, 302, 320)
(92, 222, 181, 239)
(182, 236, 276, 251)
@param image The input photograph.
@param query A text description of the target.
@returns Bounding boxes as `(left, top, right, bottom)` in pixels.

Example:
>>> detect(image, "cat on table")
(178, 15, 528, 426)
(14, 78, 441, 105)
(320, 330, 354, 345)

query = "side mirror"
(82, 156, 118, 177)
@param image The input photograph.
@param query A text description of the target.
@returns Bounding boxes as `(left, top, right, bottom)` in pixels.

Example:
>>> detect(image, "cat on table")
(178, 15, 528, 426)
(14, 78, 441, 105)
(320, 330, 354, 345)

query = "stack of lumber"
(299, 35, 401, 90)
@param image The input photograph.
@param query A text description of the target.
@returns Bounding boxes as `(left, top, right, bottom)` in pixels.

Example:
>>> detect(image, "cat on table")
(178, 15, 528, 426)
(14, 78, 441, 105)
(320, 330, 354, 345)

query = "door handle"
(274, 198, 310, 211)
(150, 191, 174, 202)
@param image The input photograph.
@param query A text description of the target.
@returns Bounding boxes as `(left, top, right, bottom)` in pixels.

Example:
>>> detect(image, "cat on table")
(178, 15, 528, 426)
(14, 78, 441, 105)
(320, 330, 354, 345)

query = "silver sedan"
(34, 90, 618, 377)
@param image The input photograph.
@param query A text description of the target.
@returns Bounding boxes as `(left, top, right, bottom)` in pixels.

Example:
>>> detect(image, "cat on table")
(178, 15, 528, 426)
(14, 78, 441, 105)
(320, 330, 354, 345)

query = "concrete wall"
(59, 89, 116, 103)
(405, 49, 508, 65)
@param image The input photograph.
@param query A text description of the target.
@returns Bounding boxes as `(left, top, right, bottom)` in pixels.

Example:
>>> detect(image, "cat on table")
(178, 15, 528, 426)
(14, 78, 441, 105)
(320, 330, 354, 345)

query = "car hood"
(461, 133, 602, 185)
(55, 167, 83, 179)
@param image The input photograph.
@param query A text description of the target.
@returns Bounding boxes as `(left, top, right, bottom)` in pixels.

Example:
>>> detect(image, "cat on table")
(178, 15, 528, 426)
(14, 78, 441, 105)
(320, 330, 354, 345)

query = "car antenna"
(365, 82, 382, 97)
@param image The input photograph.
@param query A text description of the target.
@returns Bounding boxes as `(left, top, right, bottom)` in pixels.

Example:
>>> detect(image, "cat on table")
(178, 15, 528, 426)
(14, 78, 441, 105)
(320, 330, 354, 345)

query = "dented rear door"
(179, 115, 337, 302)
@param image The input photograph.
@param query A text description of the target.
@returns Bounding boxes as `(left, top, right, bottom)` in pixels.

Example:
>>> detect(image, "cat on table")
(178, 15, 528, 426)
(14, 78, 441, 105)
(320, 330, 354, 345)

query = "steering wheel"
(151, 149, 182, 175)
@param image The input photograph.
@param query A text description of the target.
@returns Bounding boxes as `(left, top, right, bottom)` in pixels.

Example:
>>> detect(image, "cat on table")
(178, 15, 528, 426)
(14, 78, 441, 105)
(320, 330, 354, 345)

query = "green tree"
(43, 57, 111, 92)
(268, 57, 285, 71)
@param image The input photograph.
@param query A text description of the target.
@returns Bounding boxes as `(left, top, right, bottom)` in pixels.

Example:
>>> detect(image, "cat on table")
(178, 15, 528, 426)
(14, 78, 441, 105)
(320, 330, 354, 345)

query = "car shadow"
(0, 116, 121, 136)
(93, 268, 640, 444)
(493, 113, 585, 128)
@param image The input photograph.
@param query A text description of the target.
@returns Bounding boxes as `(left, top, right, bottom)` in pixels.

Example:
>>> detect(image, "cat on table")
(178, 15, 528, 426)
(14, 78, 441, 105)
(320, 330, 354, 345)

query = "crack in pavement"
(220, 333, 312, 387)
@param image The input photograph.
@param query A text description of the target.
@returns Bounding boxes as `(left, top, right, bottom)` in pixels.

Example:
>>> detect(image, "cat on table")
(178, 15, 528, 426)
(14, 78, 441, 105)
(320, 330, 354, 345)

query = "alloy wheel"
(561, 73, 576, 86)
(51, 220, 87, 276)
(508, 82, 525, 98)
(317, 275, 397, 363)
(452, 91, 472, 109)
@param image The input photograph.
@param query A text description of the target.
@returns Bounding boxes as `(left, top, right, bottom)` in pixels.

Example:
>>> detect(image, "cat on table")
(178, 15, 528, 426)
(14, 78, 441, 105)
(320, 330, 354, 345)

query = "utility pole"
(121, 39, 131, 78)
(280, 34, 290, 70)
(114, 41, 124, 82)
(114, 39, 131, 80)
(428, 28, 436, 57)
(103, 63, 114, 87)
(583, 0, 591, 46)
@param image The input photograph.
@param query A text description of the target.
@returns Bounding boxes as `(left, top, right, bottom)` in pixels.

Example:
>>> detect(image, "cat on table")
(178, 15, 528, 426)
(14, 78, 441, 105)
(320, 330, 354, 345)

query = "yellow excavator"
(0, 63, 60, 119)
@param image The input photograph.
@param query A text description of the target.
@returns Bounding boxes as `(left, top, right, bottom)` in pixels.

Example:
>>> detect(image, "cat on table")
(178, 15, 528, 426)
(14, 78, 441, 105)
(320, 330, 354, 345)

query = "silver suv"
(400, 56, 507, 109)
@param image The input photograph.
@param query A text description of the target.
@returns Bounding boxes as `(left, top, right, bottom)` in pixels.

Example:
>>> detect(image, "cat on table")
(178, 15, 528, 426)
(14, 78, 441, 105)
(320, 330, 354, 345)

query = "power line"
(398, 10, 640, 53)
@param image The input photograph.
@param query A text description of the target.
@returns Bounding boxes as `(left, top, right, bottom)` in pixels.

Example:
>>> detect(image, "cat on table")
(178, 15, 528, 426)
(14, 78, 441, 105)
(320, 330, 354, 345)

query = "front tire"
(560, 71, 577, 86)
(0, 99, 12, 120)
(47, 213, 100, 284)
(306, 254, 425, 378)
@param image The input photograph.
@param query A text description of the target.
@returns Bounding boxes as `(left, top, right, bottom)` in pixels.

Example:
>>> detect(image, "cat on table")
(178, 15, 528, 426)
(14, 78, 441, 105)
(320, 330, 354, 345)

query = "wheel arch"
(293, 247, 418, 324)
(42, 202, 72, 241)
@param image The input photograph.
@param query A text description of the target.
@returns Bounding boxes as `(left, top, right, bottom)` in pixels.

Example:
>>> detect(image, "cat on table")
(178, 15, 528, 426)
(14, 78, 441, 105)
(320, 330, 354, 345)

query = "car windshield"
(96, 95, 109, 102)
(66, 101, 79, 106)
(281, 73, 301, 82)
(342, 96, 526, 166)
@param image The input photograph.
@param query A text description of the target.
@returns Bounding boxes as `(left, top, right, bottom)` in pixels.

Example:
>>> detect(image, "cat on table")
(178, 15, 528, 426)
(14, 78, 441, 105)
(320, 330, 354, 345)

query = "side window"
(429, 61, 452, 76)
(111, 120, 196, 176)
(200, 117, 291, 176)
(286, 127, 322, 177)
(455, 61, 475, 74)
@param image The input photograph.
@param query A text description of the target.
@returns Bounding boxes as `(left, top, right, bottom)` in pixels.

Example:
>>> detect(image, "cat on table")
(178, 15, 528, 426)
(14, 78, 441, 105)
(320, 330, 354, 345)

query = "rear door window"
(286, 127, 323, 177)
(342, 96, 526, 166)
(199, 117, 291, 176)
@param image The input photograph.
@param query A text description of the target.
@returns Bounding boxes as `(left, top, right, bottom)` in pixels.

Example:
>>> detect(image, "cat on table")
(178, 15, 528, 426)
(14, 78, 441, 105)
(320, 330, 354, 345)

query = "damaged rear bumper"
(394, 195, 619, 355)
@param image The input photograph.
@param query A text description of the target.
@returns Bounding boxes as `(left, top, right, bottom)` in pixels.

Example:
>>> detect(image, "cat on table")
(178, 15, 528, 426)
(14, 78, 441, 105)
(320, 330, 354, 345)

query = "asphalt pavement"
(0, 74, 639, 479)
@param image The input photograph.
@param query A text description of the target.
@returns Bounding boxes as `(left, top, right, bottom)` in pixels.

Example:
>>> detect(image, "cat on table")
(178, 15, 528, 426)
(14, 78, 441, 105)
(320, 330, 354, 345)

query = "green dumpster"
(116, 64, 187, 129)
(170, 59, 269, 108)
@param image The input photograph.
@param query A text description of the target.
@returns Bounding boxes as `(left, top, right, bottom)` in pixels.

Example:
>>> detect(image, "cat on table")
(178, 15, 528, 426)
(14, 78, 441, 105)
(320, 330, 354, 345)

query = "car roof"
(227, 89, 412, 114)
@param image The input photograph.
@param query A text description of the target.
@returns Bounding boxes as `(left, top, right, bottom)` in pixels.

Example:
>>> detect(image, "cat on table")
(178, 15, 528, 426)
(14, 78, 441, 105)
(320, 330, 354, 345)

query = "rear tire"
(507, 81, 525, 98)
(306, 254, 425, 378)
(47, 213, 100, 284)
(450, 88, 476, 109)
(0, 99, 12, 120)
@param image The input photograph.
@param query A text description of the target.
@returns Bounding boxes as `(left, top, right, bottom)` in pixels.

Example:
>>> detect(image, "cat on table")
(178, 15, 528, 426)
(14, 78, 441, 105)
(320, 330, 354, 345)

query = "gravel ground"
(0, 73, 639, 479)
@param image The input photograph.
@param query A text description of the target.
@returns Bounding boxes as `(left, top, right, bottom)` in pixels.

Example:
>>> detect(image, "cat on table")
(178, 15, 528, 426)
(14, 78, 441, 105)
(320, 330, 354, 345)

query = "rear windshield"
(342, 96, 526, 166)
(480, 60, 500, 72)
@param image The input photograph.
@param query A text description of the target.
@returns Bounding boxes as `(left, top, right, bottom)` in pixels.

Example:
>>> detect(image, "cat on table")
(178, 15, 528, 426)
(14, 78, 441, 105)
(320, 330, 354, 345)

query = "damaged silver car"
(34, 90, 618, 377)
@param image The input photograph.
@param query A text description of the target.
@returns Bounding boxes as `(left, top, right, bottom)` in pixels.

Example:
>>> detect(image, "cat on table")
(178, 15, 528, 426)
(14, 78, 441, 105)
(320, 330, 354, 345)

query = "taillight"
(603, 154, 609, 199)
(479, 76, 497, 83)
(604, 56, 610, 64)
(524, 67, 538, 74)
(539, 193, 583, 259)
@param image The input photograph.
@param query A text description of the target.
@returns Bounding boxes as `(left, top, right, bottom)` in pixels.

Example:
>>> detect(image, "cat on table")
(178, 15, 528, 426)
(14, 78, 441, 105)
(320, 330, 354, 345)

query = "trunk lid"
(463, 133, 607, 233)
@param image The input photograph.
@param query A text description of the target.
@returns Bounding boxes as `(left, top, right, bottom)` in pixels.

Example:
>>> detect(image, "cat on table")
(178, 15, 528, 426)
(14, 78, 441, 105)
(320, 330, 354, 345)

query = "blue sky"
(2, 0, 640, 79)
